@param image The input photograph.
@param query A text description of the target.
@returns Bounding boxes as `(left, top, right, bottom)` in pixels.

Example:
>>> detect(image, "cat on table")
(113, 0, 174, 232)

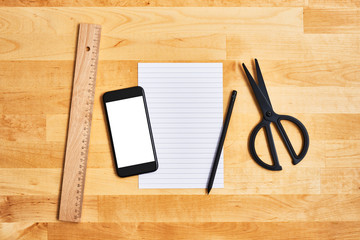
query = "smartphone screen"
(105, 96, 155, 168)
(103, 87, 158, 177)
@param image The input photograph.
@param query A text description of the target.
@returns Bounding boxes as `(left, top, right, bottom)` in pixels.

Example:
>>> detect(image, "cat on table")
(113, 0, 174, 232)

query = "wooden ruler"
(59, 23, 101, 222)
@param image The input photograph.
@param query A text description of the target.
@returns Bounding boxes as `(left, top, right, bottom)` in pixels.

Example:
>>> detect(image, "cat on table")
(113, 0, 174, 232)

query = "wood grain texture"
(0, 0, 305, 7)
(0, 115, 45, 142)
(98, 194, 360, 222)
(0, 168, 321, 195)
(321, 168, 360, 193)
(0, 7, 302, 35)
(1, 2, 360, 239)
(46, 222, 360, 240)
(304, 8, 360, 33)
(308, 0, 360, 8)
(0, 7, 301, 60)
(5, 222, 360, 240)
(59, 24, 101, 222)
(325, 140, 360, 167)
(3, 87, 359, 115)
(0, 223, 47, 240)
(0, 196, 98, 222)
(227, 33, 360, 60)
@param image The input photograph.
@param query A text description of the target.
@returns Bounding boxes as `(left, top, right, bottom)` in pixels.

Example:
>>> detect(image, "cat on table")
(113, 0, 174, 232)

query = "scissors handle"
(276, 114, 310, 164)
(249, 115, 309, 171)
(249, 120, 282, 171)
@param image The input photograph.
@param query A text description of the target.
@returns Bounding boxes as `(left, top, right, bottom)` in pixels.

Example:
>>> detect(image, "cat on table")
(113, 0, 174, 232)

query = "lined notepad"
(138, 63, 223, 189)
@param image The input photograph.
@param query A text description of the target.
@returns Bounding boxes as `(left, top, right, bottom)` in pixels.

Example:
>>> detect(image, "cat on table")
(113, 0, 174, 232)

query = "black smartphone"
(103, 86, 158, 177)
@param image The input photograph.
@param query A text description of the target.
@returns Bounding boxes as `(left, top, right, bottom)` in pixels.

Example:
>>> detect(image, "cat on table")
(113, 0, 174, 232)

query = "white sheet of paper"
(138, 63, 224, 189)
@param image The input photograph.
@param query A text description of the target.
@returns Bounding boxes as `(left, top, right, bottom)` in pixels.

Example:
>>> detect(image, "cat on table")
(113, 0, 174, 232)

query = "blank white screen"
(106, 96, 155, 168)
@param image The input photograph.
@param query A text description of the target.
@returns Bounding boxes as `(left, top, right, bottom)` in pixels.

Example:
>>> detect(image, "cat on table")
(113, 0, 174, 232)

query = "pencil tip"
(207, 188, 211, 194)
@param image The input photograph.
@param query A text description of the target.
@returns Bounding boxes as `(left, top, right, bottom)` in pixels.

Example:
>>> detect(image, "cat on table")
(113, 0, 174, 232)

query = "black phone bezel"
(103, 86, 158, 177)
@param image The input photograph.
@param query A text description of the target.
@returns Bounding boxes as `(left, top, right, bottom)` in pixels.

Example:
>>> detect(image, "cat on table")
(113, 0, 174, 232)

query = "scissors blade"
(242, 63, 273, 113)
(255, 59, 272, 108)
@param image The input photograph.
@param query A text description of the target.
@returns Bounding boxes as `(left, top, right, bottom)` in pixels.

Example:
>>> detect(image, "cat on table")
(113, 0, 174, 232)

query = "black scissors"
(242, 59, 309, 171)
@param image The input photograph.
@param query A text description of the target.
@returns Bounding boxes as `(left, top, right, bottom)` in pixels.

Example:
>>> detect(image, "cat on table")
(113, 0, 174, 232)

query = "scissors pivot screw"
(266, 111, 272, 117)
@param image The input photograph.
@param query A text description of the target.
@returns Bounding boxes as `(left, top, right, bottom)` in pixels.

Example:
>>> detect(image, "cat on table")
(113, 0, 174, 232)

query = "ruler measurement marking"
(59, 24, 101, 222)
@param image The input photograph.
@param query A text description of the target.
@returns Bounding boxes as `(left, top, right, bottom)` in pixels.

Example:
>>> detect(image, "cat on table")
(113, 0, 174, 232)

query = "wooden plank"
(224, 168, 319, 194)
(0, 141, 113, 168)
(321, 168, 360, 194)
(96, 61, 137, 87)
(224, 59, 360, 87)
(0, 167, 319, 195)
(0, 222, 47, 240)
(0, 115, 45, 142)
(0, 169, 62, 195)
(1, 194, 360, 224)
(0, 196, 98, 222)
(91, 33, 226, 61)
(0, 142, 65, 168)
(0, 33, 226, 61)
(0, 7, 304, 60)
(321, 114, 360, 140)
(0, 168, 137, 196)
(0, 0, 305, 7)
(0, 61, 73, 91)
(304, 9, 360, 34)
(1, 90, 72, 114)
(0, 7, 302, 35)
(309, 0, 360, 8)
(233, 86, 360, 114)
(226, 33, 360, 60)
(98, 194, 360, 222)
(325, 140, 360, 167)
(46, 222, 360, 240)
(237, 85, 360, 113)
(224, 168, 320, 194)
(0, 60, 137, 91)
(46, 114, 69, 143)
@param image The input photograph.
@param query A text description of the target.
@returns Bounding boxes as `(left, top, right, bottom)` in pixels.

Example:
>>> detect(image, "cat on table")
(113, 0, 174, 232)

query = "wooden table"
(1, 1, 360, 239)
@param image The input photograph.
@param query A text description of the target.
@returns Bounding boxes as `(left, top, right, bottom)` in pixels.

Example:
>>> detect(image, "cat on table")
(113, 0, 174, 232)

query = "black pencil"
(207, 90, 237, 194)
